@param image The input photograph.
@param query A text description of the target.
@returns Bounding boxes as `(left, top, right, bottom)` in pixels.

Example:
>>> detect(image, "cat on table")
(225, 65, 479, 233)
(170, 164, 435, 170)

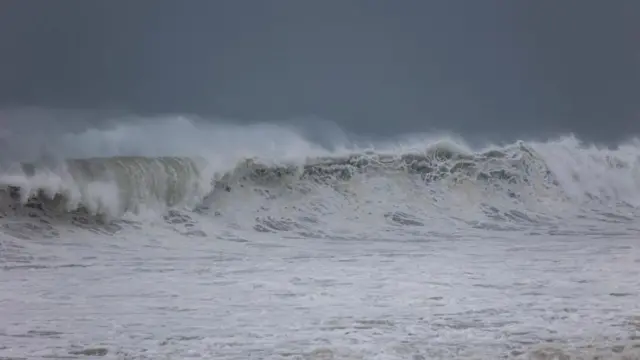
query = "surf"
(0, 116, 638, 234)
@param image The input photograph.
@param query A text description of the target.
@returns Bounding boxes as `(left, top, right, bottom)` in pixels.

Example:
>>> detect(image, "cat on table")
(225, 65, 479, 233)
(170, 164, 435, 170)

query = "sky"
(0, 0, 638, 142)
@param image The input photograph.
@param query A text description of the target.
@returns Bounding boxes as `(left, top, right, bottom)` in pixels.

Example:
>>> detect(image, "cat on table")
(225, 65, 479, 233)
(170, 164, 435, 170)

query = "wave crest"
(217, 140, 554, 190)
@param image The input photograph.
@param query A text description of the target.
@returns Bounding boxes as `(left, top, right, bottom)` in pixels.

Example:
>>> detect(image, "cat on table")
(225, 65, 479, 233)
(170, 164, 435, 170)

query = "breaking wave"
(0, 156, 211, 216)
(1, 129, 639, 233)
(0, 115, 637, 236)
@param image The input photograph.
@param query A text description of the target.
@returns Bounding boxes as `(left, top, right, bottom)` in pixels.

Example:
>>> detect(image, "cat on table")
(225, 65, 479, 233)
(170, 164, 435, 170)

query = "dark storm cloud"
(0, 0, 638, 141)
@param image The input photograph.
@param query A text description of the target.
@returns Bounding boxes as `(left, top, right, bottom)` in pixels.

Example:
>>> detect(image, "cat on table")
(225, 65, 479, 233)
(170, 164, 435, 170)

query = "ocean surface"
(0, 118, 639, 359)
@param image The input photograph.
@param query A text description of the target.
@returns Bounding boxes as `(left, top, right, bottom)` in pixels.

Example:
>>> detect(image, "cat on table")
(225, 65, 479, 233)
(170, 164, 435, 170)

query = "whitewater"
(1, 116, 639, 359)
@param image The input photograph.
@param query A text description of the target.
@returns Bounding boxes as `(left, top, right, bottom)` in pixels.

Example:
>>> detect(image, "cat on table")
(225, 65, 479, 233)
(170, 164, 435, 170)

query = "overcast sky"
(0, 0, 638, 141)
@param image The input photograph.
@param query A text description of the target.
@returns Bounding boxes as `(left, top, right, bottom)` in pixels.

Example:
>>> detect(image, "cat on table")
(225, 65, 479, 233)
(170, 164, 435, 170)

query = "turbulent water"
(1, 119, 639, 359)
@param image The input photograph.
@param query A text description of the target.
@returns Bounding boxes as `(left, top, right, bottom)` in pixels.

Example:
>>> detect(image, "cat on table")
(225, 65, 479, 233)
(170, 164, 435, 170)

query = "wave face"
(0, 156, 210, 216)
(0, 117, 638, 236)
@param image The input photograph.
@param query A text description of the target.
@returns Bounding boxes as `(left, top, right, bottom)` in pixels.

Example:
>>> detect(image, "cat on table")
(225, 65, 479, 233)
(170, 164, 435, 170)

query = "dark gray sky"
(0, 0, 638, 141)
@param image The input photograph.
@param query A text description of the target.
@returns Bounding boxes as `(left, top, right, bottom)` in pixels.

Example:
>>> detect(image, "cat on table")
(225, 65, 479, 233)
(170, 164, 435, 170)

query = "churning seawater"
(0, 118, 639, 359)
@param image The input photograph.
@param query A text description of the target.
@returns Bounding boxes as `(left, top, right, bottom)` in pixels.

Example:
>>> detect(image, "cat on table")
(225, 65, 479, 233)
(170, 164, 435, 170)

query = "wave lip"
(0, 156, 212, 216)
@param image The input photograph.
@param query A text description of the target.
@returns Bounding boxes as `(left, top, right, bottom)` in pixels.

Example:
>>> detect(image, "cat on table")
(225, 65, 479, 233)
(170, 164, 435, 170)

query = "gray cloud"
(0, 0, 638, 142)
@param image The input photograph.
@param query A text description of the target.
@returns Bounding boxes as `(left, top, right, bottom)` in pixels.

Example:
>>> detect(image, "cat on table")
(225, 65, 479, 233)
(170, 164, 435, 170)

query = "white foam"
(1, 114, 639, 359)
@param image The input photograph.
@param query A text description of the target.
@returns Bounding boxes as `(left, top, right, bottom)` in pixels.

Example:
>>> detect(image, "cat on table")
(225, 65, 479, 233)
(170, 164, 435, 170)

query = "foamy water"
(0, 117, 639, 359)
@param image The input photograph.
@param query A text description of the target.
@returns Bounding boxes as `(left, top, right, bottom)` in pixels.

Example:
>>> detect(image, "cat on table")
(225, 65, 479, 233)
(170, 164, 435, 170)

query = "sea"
(0, 117, 639, 359)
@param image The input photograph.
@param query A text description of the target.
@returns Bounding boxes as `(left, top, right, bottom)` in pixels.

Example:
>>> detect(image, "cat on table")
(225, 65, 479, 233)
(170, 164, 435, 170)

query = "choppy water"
(1, 118, 639, 359)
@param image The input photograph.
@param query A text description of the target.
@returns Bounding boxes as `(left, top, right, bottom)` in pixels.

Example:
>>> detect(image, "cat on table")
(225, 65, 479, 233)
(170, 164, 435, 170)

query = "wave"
(1, 134, 639, 226)
(0, 115, 638, 236)
(0, 156, 212, 216)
